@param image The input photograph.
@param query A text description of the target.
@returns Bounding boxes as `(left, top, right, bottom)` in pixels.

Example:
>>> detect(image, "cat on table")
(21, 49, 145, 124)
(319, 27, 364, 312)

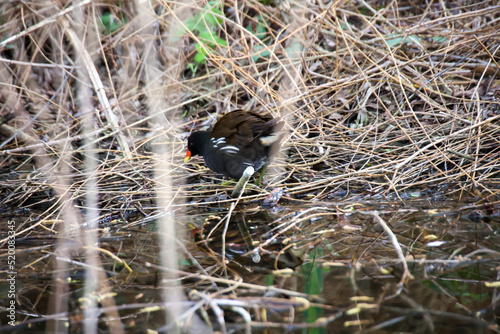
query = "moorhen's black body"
(185, 110, 284, 179)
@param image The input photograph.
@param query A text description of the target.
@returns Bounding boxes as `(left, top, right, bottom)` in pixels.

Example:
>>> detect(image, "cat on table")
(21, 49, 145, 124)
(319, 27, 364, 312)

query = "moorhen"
(185, 110, 284, 179)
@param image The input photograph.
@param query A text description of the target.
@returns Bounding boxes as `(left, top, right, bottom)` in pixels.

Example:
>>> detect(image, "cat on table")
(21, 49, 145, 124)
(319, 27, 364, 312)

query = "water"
(1, 195, 499, 333)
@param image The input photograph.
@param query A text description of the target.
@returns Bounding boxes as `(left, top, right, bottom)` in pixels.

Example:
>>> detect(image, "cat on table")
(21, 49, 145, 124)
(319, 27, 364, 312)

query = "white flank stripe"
(210, 137, 226, 148)
(220, 145, 239, 152)
(220, 147, 239, 154)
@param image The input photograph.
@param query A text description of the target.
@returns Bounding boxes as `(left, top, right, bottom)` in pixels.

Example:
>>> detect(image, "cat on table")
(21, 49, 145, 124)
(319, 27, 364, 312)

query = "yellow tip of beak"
(184, 150, 192, 163)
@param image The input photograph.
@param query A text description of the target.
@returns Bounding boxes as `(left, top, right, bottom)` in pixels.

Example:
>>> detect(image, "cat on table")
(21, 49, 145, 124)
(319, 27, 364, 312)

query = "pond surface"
(1, 195, 499, 333)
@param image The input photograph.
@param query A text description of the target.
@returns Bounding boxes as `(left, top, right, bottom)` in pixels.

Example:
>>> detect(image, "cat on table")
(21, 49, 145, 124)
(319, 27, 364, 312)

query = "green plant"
(301, 249, 326, 334)
(100, 12, 125, 35)
(246, 15, 271, 62)
(183, 0, 227, 72)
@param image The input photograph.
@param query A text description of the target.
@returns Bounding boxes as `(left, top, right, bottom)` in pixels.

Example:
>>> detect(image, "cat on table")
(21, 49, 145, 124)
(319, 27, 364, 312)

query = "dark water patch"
(2, 196, 499, 332)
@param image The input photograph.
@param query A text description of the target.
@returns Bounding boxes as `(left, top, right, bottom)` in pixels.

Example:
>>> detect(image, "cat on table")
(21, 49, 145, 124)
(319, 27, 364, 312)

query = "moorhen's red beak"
(184, 149, 192, 163)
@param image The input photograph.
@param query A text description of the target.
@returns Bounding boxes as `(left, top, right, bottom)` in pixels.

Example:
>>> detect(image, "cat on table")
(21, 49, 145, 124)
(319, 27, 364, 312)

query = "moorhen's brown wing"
(187, 110, 284, 179)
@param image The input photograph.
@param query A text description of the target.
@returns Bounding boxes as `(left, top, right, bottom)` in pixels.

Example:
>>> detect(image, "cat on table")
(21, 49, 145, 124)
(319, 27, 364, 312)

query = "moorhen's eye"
(184, 109, 284, 179)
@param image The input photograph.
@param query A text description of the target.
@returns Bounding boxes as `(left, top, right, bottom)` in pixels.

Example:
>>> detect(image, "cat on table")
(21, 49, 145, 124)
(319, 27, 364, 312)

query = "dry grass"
(1, 1, 499, 205)
(0, 0, 499, 332)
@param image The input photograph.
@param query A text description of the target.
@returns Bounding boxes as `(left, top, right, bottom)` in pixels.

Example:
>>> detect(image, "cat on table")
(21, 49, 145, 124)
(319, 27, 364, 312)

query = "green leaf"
(198, 30, 227, 47)
(194, 52, 206, 64)
(385, 36, 405, 47)
(246, 15, 268, 40)
(358, 7, 372, 15)
(338, 20, 349, 30)
(184, 0, 223, 33)
(386, 34, 422, 47)
(100, 12, 124, 35)
(187, 62, 198, 75)
(194, 43, 208, 64)
(265, 274, 274, 286)
(301, 249, 326, 334)
(181, 0, 225, 69)
(203, 1, 223, 26)
(252, 44, 271, 62)
(432, 36, 448, 43)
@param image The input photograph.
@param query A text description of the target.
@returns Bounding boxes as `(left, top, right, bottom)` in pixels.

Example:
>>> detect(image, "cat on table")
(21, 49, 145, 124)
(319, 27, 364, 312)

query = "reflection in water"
(190, 199, 500, 333)
(193, 208, 303, 272)
(1, 198, 499, 332)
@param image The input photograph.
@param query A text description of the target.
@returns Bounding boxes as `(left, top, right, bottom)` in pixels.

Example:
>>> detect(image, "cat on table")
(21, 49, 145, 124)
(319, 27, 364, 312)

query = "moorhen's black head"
(185, 131, 210, 159)
(184, 110, 284, 179)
